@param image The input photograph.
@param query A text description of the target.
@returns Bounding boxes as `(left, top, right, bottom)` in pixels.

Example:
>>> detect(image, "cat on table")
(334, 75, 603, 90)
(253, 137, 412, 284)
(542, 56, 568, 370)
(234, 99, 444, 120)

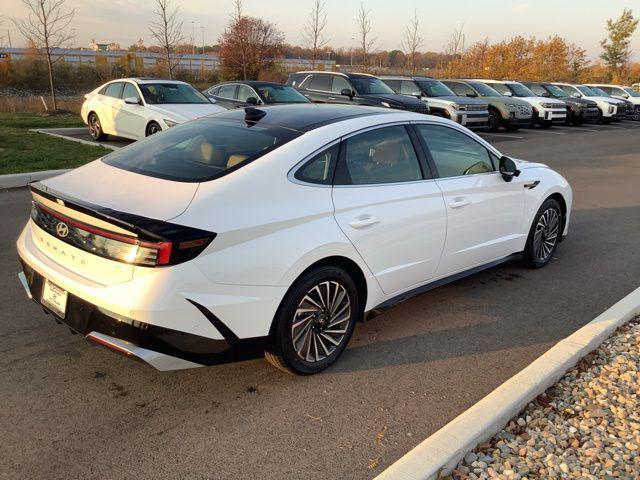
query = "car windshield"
(417, 80, 456, 97)
(577, 85, 596, 96)
(350, 77, 395, 94)
(256, 85, 310, 103)
(102, 117, 300, 182)
(468, 81, 502, 97)
(139, 83, 210, 104)
(623, 87, 640, 97)
(545, 84, 567, 97)
(508, 83, 536, 97)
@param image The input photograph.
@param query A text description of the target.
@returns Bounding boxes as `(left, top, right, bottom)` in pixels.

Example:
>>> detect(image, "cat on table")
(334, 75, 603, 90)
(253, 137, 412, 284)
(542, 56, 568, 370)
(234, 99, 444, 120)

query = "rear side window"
(308, 75, 332, 92)
(527, 84, 548, 97)
(103, 82, 123, 98)
(416, 124, 494, 178)
(294, 144, 339, 185)
(334, 126, 423, 185)
(382, 79, 400, 92)
(103, 118, 300, 182)
(489, 83, 510, 96)
(217, 84, 236, 98)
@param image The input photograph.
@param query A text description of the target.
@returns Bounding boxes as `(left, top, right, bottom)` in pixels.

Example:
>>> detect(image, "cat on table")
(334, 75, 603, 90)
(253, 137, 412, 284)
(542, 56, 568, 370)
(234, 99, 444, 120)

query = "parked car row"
(80, 74, 640, 142)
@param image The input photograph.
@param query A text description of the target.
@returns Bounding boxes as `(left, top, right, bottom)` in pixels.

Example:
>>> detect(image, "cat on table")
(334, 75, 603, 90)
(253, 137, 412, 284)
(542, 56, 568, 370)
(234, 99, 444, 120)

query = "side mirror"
(622, 93, 629, 99)
(571, 92, 581, 98)
(246, 96, 260, 105)
(466, 92, 477, 98)
(208, 97, 217, 104)
(124, 97, 141, 105)
(499, 156, 520, 182)
(503, 90, 513, 97)
(340, 88, 354, 98)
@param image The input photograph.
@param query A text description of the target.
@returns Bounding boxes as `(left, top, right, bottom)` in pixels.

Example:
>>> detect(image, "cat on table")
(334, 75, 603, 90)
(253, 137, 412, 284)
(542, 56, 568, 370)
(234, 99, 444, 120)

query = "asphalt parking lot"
(2, 121, 640, 480)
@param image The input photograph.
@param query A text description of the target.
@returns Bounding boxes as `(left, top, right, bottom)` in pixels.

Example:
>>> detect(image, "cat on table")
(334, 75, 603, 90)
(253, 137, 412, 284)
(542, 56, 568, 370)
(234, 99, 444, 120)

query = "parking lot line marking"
(569, 127, 600, 132)
(478, 133, 525, 140)
(523, 129, 567, 135)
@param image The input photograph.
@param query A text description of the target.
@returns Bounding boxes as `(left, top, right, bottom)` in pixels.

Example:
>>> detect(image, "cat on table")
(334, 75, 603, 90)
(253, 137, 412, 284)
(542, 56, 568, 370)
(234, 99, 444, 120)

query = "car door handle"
(327, 96, 335, 100)
(349, 215, 380, 229)
(448, 198, 470, 209)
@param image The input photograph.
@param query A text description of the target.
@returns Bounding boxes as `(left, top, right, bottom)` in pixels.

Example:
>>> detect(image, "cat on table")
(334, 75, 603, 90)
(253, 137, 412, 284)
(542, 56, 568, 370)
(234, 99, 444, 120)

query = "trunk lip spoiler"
(29, 181, 215, 243)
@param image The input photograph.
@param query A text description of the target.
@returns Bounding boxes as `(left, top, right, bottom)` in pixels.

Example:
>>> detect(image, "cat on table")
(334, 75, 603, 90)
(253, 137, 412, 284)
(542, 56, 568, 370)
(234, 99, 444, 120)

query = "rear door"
(209, 84, 238, 109)
(331, 124, 447, 294)
(301, 74, 334, 103)
(414, 123, 525, 276)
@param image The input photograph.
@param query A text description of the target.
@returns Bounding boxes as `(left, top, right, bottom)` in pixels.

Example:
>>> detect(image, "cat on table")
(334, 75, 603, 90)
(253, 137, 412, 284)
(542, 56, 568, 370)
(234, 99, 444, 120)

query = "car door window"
(559, 85, 577, 96)
(308, 75, 332, 92)
(528, 84, 548, 96)
(294, 144, 339, 185)
(445, 82, 474, 97)
(103, 82, 123, 98)
(416, 124, 495, 178)
(122, 83, 141, 102)
(237, 84, 257, 102)
(400, 81, 422, 96)
(217, 84, 236, 99)
(382, 79, 400, 92)
(331, 76, 351, 94)
(335, 126, 423, 185)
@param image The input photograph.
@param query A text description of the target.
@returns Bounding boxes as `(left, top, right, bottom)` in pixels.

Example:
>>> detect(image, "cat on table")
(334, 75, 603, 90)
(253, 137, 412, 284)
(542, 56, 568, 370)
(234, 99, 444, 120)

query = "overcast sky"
(3, 0, 639, 60)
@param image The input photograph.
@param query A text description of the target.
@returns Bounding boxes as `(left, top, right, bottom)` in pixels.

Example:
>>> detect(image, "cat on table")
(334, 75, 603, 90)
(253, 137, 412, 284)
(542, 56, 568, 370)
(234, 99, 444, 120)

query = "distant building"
(89, 40, 122, 52)
(0, 47, 336, 73)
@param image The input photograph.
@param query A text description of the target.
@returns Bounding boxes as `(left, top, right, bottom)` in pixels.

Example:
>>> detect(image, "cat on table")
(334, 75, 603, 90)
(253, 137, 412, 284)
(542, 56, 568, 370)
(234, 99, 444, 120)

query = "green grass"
(0, 113, 112, 175)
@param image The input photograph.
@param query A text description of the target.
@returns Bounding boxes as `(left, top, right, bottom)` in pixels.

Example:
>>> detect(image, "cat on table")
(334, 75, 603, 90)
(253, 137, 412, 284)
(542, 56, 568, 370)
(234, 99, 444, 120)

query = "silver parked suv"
(380, 76, 489, 129)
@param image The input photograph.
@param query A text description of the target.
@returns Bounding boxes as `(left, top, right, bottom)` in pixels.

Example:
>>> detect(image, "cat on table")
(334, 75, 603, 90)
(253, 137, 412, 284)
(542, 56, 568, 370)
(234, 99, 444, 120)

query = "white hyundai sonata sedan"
(17, 104, 572, 374)
(80, 78, 225, 141)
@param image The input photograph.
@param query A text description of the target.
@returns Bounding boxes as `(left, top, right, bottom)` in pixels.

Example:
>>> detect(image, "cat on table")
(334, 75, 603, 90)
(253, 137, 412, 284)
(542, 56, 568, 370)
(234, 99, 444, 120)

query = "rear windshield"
(103, 118, 300, 182)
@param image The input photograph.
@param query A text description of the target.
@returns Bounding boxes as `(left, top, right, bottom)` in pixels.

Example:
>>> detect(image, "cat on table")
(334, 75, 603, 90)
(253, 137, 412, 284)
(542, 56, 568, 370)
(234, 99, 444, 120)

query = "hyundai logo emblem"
(56, 222, 69, 238)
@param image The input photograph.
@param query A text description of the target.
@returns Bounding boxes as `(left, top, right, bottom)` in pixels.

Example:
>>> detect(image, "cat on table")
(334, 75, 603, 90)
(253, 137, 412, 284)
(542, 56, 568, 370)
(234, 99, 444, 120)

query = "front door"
(414, 123, 526, 276)
(332, 125, 447, 294)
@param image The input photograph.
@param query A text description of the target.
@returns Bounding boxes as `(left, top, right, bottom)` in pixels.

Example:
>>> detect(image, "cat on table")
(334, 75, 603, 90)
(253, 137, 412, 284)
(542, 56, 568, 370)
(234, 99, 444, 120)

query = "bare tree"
(357, 2, 375, 67)
(302, 0, 329, 69)
(149, 0, 184, 79)
(12, 0, 75, 111)
(445, 23, 465, 57)
(402, 9, 423, 74)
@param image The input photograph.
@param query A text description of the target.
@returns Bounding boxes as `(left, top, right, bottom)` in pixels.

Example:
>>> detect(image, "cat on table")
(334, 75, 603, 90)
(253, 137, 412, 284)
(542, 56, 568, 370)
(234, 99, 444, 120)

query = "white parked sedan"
(80, 78, 225, 141)
(17, 105, 572, 374)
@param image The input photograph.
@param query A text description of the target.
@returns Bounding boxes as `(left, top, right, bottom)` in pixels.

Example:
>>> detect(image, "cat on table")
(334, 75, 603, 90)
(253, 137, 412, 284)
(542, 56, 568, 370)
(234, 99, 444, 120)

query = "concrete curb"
(29, 128, 120, 151)
(375, 285, 640, 480)
(0, 169, 71, 189)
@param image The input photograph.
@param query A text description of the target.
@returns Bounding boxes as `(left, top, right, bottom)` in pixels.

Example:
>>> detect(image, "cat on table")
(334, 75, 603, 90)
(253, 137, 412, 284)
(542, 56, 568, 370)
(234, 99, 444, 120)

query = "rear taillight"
(31, 202, 214, 267)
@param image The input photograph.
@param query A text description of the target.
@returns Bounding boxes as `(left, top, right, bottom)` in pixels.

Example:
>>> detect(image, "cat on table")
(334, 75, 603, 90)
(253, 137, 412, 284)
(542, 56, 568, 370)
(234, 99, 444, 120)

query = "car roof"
(378, 75, 435, 81)
(207, 104, 395, 133)
(122, 78, 189, 85)
(294, 71, 376, 79)
(213, 80, 290, 88)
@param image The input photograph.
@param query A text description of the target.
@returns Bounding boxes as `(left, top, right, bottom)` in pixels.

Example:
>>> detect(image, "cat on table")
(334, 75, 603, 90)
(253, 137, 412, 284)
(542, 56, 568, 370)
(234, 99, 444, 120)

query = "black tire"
(265, 266, 359, 375)
(633, 107, 640, 122)
(539, 121, 553, 129)
(523, 198, 563, 269)
(87, 112, 107, 141)
(504, 124, 520, 132)
(596, 109, 604, 124)
(487, 108, 501, 132)
(146, 121, 161, 136)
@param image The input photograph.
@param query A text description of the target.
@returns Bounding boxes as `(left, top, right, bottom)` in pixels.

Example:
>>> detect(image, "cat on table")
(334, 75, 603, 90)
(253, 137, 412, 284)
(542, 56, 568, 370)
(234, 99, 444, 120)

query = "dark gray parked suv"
(287, 71, 430, 114)
(522, 82, 599, 125)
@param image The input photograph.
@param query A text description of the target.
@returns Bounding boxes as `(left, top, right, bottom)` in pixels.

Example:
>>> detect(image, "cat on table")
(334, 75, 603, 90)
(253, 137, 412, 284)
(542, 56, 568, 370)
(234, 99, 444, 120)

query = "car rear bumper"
(18, 260, 268, 370)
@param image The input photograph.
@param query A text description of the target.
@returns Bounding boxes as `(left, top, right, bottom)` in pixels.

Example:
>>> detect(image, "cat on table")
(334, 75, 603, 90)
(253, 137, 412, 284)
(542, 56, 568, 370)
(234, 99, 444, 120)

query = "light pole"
(350, 37, 354, 66)
(200, 26, 205, 80)
(200, 26, 205, 55)
(190, 21, 195, 76)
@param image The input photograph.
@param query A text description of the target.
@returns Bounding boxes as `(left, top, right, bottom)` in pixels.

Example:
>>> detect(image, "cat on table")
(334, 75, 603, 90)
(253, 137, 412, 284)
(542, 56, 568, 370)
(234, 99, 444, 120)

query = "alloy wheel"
(147, 123, 160, 136)
(533, 208, 560, 262)
(88, 114, 101, 139)
(291, 281, 351, 363)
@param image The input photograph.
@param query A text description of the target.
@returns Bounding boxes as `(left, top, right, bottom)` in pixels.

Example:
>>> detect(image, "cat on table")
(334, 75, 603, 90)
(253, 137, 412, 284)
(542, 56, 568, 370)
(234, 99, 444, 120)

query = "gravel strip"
(442, 318, 640, 480)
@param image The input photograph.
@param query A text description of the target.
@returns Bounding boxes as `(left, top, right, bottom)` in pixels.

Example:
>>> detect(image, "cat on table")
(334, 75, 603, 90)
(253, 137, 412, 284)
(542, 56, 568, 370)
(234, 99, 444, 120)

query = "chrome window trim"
(287, 139, 342, 188)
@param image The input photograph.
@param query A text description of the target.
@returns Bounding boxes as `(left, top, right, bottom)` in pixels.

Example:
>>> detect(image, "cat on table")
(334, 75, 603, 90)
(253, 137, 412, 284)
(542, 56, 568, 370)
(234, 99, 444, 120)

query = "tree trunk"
(166, 48, 172, 79)
(46, 52, 57, 111)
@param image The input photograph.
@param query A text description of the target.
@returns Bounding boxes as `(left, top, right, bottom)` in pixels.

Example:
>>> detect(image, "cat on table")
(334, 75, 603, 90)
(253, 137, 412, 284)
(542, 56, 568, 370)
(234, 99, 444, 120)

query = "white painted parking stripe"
(523, 129, 567, 135)
(569, 127, 600, 132)
(478, 133, 525, 140)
